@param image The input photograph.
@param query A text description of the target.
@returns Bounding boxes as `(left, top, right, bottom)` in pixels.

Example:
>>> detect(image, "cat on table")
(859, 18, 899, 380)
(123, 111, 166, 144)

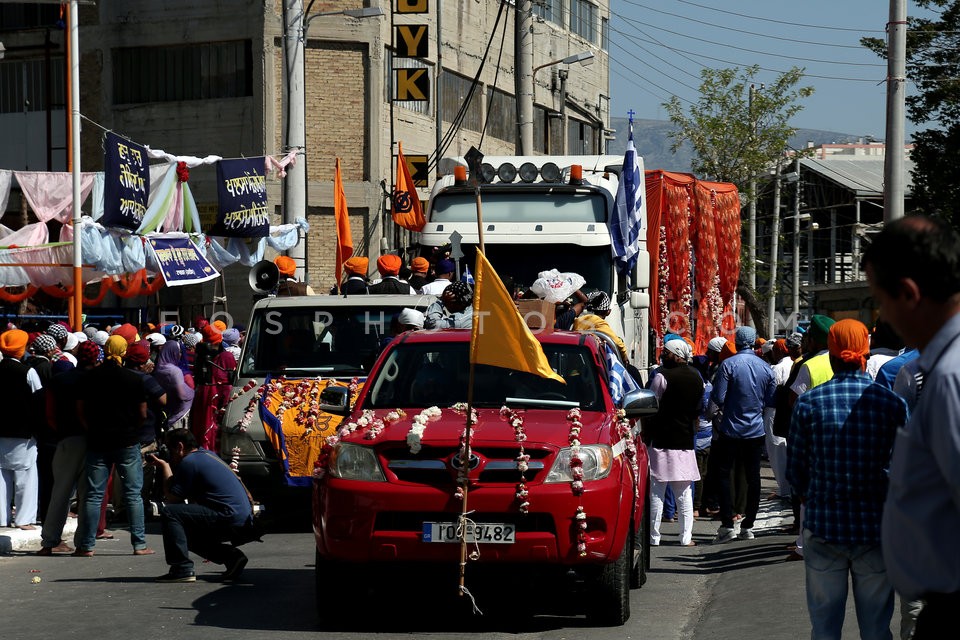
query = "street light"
(532, 50, 595, 76)
(283, 2, 384, 281)
(532, 51, 595, 154)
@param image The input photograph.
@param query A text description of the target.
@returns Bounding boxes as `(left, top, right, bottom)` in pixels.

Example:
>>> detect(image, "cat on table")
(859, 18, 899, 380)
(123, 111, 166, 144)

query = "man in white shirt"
(420, 259, 455, 296)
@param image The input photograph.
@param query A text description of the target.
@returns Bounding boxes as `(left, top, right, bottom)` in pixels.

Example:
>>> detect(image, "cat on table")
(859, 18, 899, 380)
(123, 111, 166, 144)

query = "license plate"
(423, 521, 516, 544)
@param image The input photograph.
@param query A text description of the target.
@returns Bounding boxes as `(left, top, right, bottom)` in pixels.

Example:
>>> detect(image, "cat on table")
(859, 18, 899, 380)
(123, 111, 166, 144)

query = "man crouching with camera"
(147, 429, 255, 583)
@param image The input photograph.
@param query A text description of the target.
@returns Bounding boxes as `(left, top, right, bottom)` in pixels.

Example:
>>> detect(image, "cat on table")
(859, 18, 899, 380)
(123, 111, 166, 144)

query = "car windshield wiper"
(504, 397, 581, 409)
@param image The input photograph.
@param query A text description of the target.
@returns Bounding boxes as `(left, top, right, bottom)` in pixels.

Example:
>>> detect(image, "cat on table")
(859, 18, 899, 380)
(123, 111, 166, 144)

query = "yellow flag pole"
(458, 178, 485, 600)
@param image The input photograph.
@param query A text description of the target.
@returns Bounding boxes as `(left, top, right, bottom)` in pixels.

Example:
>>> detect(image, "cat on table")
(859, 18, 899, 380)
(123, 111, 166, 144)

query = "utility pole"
(559, 69, 568, 154)
(791, 155, 801, 331)
(883, 0, 906, 223)
(283, 0, 307, 278)
(767, 159, 781, 338)
(748, 84, 757, 293)
(516, 0, 534, 154)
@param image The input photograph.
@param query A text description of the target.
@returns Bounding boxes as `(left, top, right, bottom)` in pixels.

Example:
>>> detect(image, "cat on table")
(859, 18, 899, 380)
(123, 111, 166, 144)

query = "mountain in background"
(605, 117, 874, 174)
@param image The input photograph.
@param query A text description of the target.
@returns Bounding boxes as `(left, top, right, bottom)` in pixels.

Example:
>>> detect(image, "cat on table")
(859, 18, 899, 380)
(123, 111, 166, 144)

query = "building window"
(486, 88, 516, 143)
(567, 119, 595, 155)
(387, 49, 432, 115)
(0, 58, 65, 114)
(440, 70, 482, 132)
(601, 17, 609, 51)
(570, 0, 597, 44)
(534, 0, 564, 27)
(0, 5, 60, 30)
(113, 40, 252, 105)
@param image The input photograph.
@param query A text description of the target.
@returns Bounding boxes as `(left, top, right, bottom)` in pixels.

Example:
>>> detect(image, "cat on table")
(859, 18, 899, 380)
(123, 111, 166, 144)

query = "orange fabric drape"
(0, 286, 38, 303)
(644, 171, 740, 354)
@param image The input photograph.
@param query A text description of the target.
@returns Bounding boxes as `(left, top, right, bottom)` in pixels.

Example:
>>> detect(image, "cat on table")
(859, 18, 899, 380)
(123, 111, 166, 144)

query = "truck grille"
(381, 445, 553, 486)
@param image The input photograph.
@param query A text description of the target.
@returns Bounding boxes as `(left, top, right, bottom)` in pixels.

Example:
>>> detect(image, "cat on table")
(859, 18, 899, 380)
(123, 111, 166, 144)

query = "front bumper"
(313, 469, 630, 566)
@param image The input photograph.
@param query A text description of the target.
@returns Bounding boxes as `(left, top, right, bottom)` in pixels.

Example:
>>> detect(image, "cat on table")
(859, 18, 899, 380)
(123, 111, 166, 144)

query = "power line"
(607, 21, 703, 84)
(615, 9, 885, 67)
(673, 0, 885, 33)
(620, 0, 874, 50)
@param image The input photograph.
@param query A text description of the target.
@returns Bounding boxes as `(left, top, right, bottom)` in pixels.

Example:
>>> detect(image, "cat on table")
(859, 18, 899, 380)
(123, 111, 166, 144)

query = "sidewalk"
(0, 516, 78, 554)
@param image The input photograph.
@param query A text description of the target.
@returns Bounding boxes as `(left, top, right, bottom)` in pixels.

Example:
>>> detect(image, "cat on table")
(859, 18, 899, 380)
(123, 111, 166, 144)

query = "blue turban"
(735, 326, 757, 349)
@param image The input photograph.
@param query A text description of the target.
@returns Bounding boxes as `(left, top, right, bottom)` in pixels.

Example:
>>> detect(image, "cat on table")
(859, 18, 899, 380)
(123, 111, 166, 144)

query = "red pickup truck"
(312, 329, 657, 625)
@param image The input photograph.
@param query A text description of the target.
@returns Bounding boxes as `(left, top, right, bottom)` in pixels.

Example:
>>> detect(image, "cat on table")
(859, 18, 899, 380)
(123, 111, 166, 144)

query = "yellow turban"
(104, 335, 128, 365)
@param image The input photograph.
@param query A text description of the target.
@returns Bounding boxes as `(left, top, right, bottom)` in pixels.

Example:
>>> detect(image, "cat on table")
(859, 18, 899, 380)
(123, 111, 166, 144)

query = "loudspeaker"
(249, 260, 279, 293)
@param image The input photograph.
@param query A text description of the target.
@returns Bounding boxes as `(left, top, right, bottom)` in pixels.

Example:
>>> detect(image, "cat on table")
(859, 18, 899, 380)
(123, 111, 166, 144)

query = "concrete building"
(0, 0, 610, 325)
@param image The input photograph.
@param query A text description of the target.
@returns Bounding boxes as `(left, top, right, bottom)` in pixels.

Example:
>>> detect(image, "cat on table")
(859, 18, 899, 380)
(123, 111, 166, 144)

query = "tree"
(663, 65, 813, 330)
(862, 0, 960, 226)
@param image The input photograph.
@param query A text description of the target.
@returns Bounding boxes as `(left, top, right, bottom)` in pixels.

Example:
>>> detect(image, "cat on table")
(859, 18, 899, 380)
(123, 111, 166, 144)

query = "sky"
(608, 0, 936, 139)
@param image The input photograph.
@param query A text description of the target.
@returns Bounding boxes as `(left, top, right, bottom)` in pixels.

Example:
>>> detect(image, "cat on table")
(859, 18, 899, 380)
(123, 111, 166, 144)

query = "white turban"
(398, 308, 425, 330)
(664, 339, 692, 362)
(707, 336, 728, 353)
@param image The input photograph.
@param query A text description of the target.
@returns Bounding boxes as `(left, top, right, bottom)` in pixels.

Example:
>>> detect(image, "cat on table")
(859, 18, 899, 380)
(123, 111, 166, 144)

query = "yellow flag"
(470, 250, 565, 383)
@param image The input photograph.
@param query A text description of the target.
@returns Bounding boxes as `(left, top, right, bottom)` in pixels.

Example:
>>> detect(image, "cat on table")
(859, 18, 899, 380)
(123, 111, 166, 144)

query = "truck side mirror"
(319, 385, 351, 416)
(621, 388, 658, 418)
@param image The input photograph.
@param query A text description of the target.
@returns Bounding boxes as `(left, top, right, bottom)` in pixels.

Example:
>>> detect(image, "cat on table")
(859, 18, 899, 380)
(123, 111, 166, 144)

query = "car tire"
(630, 476, 651, 589)
(585, 539, 631, 626)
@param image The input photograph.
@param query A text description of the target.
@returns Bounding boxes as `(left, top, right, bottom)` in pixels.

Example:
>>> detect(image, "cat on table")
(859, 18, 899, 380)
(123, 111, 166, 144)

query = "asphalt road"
(0, 465, 901, 640)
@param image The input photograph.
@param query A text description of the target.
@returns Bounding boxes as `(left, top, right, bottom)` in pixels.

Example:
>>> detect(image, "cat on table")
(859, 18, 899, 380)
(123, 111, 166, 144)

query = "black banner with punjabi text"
(212, 158, 269, 237)
(102, 132, 150, 231)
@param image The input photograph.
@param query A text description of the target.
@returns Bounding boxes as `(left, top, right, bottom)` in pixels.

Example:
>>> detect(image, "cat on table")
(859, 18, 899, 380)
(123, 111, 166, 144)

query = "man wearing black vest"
(644, 337, 705, 547)
(274, 255, 315, 296)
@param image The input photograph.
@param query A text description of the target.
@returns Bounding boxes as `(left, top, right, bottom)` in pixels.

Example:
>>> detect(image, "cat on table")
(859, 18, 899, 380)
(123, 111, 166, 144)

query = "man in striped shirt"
(787, 319, 907, 640)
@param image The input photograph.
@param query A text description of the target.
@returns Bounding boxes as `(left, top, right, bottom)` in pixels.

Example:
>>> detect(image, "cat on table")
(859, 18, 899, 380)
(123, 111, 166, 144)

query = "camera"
(155, 443, 171, 462)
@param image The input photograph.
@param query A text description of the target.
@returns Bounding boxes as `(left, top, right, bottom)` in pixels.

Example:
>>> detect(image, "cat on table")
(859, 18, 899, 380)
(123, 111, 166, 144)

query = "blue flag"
(611, 120, 645, 281)
(211, 158, 270, 237)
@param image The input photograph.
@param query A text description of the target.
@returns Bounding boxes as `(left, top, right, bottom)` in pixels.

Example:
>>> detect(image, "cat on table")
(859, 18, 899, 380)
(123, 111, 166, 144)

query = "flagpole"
(458, 182, 485, 598)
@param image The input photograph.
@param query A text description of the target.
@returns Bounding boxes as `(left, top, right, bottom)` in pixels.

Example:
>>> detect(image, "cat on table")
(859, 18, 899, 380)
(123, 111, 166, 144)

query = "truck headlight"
(328, 443, 385, 482)
(545, 445, 613, 483)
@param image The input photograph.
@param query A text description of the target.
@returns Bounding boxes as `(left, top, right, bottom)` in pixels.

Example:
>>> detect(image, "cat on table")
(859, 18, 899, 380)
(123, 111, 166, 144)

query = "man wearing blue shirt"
(863, 216, 960, 640)
(709, 325, 777, 543)
(149, 429, 254, 583)
(787, 319, 907, 640)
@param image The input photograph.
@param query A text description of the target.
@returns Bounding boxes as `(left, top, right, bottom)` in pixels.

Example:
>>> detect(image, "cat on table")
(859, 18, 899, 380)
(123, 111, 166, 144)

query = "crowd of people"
(643, 216, 959, 640)
(0, 316, 253, 581)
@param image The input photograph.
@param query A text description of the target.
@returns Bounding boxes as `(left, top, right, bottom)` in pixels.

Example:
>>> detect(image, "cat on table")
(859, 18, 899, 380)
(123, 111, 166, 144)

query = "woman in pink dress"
(190, 324, 236, 451)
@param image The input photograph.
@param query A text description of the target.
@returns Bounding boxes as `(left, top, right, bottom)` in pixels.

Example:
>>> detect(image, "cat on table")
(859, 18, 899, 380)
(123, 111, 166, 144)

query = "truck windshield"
(431, 190, 607, 223)
(239, 307, 405, 377)
(366, 342, 602, 411)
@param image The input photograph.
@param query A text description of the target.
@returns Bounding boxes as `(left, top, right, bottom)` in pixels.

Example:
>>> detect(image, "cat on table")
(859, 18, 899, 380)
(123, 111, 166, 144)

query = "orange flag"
(334, 158, 353, 289)
(470, 249, 565, 384)
(392, 141, 425, 232)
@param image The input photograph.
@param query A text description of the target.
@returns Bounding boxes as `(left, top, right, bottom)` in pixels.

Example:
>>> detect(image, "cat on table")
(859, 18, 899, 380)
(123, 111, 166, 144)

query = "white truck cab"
(420, 154, 652, 375)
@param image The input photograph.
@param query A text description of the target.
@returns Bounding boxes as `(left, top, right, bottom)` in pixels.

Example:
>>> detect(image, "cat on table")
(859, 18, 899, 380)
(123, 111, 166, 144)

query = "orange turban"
(411, 257, 430, 274)
(772, 338, 790, 361)
(828, 318, 870, 370)
(344, 256, 368, 276)
(274, 255, 296, 277)
(719, 340, 737, 362)
(0, 329, 28, 359)
(202, 324, 223, 344)
(377, 254, 402, 276)
(212, 320, 227, 332)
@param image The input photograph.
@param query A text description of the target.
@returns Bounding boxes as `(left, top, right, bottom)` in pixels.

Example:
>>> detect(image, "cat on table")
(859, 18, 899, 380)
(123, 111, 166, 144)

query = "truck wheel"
(585, 541, 631, 626)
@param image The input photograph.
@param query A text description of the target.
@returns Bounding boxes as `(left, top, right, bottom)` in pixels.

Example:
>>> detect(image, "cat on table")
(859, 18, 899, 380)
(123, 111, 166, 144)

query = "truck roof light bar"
(453, 165, 467, 185)
(541, 162, 561, 183)
(479, 163, 496, 184)
(518, 162, 539, 183)
(497, 163, 518, 183)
